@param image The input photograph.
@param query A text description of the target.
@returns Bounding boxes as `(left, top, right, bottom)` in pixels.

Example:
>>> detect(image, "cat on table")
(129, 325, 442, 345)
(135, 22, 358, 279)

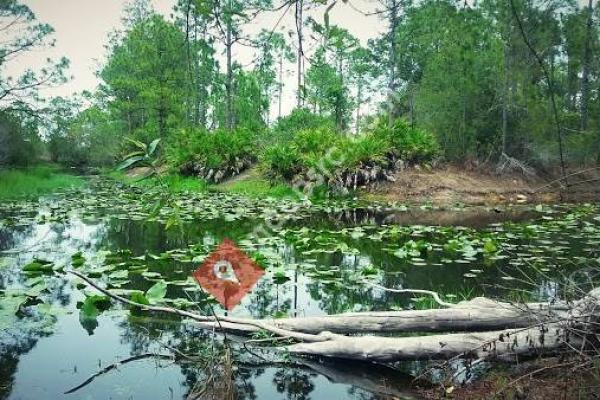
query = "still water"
(1, 179, 598, 399)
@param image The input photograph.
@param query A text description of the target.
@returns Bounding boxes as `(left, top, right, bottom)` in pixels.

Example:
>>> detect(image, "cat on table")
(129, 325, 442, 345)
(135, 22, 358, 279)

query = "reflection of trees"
(0, 352, 19, 400)
(102, 218, 260, 257)
(246, 279, 291, 319)
(115, 315, 264, 399)
(0, 225, 32, 252)
(273, 369, 316, 400)
(0, 315, 55, 399)
(322, 207, 539, 229)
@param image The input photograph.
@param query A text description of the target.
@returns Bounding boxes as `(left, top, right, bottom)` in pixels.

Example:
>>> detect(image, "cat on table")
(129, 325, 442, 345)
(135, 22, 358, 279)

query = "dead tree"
(69, 270, 600, 365)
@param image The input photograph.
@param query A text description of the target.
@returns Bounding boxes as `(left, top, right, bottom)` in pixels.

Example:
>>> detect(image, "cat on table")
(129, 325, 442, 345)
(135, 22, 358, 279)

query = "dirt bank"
(367, 165, 600, 205)
(417, 357, 600, 400)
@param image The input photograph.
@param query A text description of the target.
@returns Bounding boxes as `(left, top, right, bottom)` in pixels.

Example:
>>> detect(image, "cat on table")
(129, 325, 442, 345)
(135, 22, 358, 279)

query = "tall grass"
(0, 165, 84, 200)
(218, 177, 298, 199)
(108, 171, 208, 193)
(139, 174, 208, 193)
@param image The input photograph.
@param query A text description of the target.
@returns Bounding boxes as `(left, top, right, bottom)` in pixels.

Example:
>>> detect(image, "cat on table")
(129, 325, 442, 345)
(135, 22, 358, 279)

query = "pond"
(1, 178, 599, 399)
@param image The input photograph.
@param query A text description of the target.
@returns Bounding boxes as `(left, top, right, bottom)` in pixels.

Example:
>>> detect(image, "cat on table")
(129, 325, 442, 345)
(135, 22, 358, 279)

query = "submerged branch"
(362, 280, 456, 308)
(64, 353, 174, 394)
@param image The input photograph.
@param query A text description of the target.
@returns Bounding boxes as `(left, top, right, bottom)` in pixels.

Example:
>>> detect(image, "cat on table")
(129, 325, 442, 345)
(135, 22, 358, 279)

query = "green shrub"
(271, 108, 335, 144)
(371, 118, 440, 162)
(261, 119, 439, 188)
(293, 127, 339, 155)
(262, 145, 301, 181)
(262, 127, 340, 181)
(263, 127, 395, 182)
(168, 128, 257, 170)
(337, 135, 390, 170)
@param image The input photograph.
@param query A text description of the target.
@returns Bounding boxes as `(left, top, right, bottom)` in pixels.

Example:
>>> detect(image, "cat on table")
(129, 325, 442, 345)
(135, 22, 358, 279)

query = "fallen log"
(287, 289, 600, 362)
(191, 297, 568, 335)
(287, 321, 580, 362)
(68, 270, 600, 365)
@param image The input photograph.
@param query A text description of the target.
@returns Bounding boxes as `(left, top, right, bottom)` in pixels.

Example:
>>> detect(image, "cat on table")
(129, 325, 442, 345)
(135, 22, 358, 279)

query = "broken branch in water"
(362, 280, 456, 308)
(66, 269, 328, 343)
(64, 353, 174, 394)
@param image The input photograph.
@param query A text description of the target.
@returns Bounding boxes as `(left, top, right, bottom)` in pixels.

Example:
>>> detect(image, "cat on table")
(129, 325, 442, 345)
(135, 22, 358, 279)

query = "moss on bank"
(214, 168, 298, 199)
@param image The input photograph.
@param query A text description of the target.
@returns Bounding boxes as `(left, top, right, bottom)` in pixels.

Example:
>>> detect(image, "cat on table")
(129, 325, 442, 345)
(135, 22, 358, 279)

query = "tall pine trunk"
(225, 0, 234, 130)
(226, 24, 234, 129)
(502, 19, 511, 155)
(387, 0, 399, 123)
(296, 0, 304, 108)
(355, 82, 362, 134)
(580, 0, 593, 131)
(278, 55, 283, 119)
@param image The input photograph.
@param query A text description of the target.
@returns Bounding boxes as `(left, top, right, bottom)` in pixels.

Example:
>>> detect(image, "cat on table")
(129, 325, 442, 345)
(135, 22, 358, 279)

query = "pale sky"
(7, 0, 596, 118)
(9, 0, 384, 118)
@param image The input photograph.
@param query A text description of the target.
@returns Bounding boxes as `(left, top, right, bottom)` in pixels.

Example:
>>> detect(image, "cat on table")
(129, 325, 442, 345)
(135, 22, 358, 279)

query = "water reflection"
(0, 192, 596, 399)
(0, 205, 421, 399)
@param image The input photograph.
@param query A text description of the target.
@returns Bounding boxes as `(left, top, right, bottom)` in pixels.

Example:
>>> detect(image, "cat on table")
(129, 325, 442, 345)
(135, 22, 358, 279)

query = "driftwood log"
(68, 270, 600, 364)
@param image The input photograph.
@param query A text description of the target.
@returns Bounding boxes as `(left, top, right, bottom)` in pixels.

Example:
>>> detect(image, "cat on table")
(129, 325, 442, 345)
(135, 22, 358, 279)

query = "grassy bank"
(0, 165, 84, 200)
(216, 168, 298, 199)
(111, 167, 298, 199)
(218, 177, 298, 199)
(108, 169, 209, 193)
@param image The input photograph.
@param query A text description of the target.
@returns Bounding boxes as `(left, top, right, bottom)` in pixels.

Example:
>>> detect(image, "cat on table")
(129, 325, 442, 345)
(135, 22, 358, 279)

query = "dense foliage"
(172, 128, 258, 182)
(1, 0, 599, 183)
(0, 111, 43, 167)
(262, 121, 439, 187)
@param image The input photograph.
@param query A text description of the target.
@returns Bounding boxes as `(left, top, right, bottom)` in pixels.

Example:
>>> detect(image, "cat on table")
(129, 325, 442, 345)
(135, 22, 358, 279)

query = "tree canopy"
(0, 0, 599, 169)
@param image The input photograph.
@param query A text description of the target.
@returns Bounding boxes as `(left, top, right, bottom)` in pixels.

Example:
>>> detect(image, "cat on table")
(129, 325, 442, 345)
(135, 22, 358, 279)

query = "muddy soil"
(368, 165, 600, 206)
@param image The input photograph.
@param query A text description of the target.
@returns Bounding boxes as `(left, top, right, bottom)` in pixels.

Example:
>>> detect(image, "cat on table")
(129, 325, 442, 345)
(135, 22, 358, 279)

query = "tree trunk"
(185, 0, 193, 126)
(355, 82, 362, 134)
(509, 0, 567, 184)
(502, 20, 511, 155)
(70, 269, 600, 366)
(287, 321, 580, 362)
(387, 0, 399, 123)
(278, 54, 283, 119)
(409, 83, 415, 128)
(191, 296, 569, 335)
(296, 0, 304, 109)
(225, 0, 234, 130)
(581, 0, 593, 131)
(198, 22, 208, 127)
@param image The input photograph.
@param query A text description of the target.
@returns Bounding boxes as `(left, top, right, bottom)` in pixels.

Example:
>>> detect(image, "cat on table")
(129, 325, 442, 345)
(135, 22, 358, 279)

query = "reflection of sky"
(1, 206, 380, 400)
(9, 312, 187, 400)
(2, 192, 598, 399)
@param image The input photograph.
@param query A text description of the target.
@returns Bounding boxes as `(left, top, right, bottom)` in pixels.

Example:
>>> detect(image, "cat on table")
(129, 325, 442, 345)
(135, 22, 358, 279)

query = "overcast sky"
(7, 0, 595, 118)
(8, 0, 383, 117)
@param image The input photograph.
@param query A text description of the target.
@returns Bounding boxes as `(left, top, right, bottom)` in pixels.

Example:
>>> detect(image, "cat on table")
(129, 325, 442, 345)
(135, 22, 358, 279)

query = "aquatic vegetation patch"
(2, 177, 600, 330)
